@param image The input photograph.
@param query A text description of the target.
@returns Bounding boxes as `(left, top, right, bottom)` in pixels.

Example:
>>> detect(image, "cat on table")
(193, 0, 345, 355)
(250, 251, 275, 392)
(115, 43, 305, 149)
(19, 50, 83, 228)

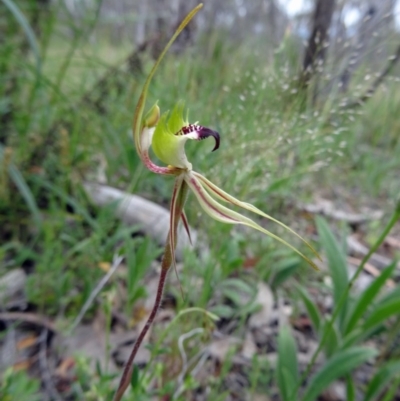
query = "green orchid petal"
(185, 172, 319, 271)
(152, 106, 191, 169)
(167, 102, 188, 134)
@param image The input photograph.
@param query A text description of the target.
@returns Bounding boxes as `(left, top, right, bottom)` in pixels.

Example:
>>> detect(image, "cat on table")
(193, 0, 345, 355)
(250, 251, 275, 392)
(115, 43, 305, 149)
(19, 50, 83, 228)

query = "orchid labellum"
(113, 4, 319, 400)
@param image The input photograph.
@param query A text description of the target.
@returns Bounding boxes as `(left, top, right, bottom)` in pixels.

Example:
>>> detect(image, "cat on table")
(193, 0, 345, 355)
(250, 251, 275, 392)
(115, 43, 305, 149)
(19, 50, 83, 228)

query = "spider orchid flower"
(137, 103, 319, 271)
(130, 4, 319, 273)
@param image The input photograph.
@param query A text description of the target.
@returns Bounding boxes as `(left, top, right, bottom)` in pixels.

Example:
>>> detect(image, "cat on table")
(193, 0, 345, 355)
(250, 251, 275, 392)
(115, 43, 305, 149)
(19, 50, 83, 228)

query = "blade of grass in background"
(364, 360, 400, 401)
(1, 0, 41, 73)
(301, 347, 377, 401)
(344, 262, 396, 335)
(31, 175, 98, 230)
(277, 324, 299, 401)
(297, 285, 322, 334)
(315, 217, 349, 329)
(362, 298, 400, 337)
(8, 164, 42, 229)
(1, 145, 42, 228)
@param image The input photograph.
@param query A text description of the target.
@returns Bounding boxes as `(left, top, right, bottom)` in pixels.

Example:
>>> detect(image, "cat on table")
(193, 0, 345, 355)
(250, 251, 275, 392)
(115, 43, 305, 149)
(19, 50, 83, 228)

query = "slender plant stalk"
(112, 239, 173, 401)
(113, 181, 188, 400)
(297, 202, 400, 399)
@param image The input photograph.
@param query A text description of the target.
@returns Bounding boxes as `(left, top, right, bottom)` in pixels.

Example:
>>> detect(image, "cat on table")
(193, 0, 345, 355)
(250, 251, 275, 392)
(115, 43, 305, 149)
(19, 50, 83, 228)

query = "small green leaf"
(210, 304, 235, 319)
(376, 284, 400, 306)
(8, 164, 42, 229)
(345, 263, 396, 335)
(380, 377, 400, 401)
(321, 319, 340, 357)
(346, 375, 356, 401)
(364, 360, 400, 401)
(363, 298, 400, 334)
(222, 287, 246, 307)
(341, 328, 363, 349)
(301, 347, 377, 401)
(130, 365, 140, 390)
(315, 217, 349, 327)
(221, 278, 254, 295)
(265, 176, 292, 193)
(271, 257, 301, 288)
(277, 325, 299, 401)
(297, 286, 322, 334)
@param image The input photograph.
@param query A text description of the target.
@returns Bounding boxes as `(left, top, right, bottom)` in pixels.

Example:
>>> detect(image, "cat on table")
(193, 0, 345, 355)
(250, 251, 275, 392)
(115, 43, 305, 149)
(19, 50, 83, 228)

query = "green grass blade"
(364, 360, 400, 401)
(31, 175, 98, 230)
(321, 319, 340, 357)
(8, 164, 42, 228)
(376, 284, 400, 306)
(297, 286, 322, 334)
(1, 0, 41, 72)
(341, 328, 363, 349)
(301, 347, 377, 401)
(277, 325, 299, 401)
(315, 217, 349, 327)
(346, 375, 356, 401)
(344, 263, 396, 335)
(362, 298, 400, 334)
(271, 257, 301, 288)
(380, 377, 400, 401)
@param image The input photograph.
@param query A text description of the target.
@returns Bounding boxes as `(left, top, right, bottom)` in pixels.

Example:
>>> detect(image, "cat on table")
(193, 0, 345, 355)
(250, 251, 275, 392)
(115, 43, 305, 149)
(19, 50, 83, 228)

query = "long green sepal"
(185, 173, 319, 271)
(193, 171, 320, 263)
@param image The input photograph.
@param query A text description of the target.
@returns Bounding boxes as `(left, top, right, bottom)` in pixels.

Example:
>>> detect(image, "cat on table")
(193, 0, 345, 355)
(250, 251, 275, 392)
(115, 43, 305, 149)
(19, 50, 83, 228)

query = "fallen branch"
(83, 182, 198, 261)
(299, 199, 383, 224)
(0, 312, 56, 332)
(347, 235, 399, 270)
(347, 256, 395, 288)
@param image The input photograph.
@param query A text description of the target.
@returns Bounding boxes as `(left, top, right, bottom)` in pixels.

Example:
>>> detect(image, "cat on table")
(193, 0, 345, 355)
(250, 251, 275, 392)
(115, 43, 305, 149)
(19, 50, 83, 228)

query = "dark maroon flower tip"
(199, 127, 220, 152)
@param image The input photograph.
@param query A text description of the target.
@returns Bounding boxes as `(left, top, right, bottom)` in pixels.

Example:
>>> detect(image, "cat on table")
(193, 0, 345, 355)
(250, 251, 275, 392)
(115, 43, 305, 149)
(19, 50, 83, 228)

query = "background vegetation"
(1, 0, 400, 400)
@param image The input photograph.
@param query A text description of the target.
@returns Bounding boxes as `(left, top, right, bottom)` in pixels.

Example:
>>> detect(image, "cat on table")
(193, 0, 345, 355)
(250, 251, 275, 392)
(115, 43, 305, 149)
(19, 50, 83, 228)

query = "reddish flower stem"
(113, 180, 188, 401)
(113, 246, 172, 401)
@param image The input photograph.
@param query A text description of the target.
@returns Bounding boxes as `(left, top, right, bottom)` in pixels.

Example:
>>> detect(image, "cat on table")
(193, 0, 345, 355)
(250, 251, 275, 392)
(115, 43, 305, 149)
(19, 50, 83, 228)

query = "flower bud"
(144, 103, 160, 128)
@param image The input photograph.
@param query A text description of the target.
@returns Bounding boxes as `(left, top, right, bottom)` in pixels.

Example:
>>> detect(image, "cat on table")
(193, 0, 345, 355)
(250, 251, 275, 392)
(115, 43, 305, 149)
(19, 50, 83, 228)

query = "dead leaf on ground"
(55, 324, 117, 373)
(348, 256, 395, 288)
(16, 334, 39, 351)
(241, 331, 257, 360)
(385, 236, 400, 250)
(55, 357, 75, 378)
(248, 282, 274, 329)
(207, 335, 240, 362)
